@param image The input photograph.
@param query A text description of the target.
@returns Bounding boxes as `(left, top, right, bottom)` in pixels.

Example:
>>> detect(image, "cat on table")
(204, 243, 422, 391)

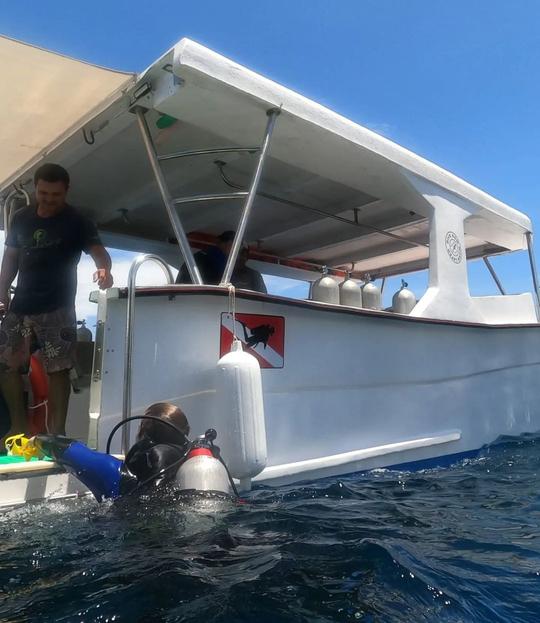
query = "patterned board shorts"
(0, 307, 77, 374)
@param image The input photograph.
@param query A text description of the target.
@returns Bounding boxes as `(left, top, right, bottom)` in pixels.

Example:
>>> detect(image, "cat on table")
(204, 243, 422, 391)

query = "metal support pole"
(482, 257, 506, 295)
(122, 254, 174, 454)
(2, 187, 30, 234)
(135, 107, 203, 285)
(526, 232, 540, 308)
(221, 108, 280, 285)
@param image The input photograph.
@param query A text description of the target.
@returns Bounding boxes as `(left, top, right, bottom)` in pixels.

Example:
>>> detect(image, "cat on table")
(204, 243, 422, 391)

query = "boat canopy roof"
(1, 37, 531, 277)
(0, 35, 134, 191)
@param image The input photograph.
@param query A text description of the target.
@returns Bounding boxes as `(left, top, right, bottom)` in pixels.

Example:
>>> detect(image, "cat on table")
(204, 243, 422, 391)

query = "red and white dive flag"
(220, 313, 285, 368)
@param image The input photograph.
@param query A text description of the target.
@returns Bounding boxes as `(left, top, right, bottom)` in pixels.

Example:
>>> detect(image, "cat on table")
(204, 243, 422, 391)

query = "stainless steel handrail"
(215, 160, 429, 251)
(121, 254, 174, 453)
(2, 187, 30, 233)
(173, 192, 248, 205)
(158, 146, 259, 162)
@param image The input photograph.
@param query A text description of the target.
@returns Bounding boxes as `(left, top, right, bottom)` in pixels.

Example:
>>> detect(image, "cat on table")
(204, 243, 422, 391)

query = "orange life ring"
(27, 354, 49, 435)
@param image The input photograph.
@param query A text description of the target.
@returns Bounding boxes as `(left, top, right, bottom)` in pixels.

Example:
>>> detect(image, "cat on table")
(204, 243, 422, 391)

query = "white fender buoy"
(215, 339, 267, 480)
(311, 267, 339, 304)
(339, 273, 362, 308)
(392, 280, 416, 314)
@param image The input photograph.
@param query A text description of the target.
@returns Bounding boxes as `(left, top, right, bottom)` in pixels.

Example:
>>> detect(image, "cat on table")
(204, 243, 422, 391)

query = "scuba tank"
(339, 272, 362, 308)
(362, 277, 382, 310)
(392, 280, 416, 314)
(175, 429, 235, 498)
(311, 266, 339, 304)
(76, 320, 93, 342)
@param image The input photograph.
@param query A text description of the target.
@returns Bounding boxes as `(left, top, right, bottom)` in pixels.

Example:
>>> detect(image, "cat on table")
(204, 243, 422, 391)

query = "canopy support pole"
(221, 108, 280, 285)
(482, 257, 506, 295)
(134, 107, 203, 285)
(526, 232, 540, 308)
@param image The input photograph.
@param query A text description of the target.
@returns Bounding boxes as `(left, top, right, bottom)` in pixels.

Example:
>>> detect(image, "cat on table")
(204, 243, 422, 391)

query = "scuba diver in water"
(32, 402, 194, 501)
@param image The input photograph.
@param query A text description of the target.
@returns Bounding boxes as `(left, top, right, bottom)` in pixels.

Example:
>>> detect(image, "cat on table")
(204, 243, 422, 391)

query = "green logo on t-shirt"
(32, 229, 47, 248)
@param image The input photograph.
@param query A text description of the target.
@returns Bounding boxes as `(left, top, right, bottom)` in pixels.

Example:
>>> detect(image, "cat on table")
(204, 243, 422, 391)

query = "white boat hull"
(92, 289, 540, 482)
(3, 287, 538, 507)
(0, 462, 88, 508)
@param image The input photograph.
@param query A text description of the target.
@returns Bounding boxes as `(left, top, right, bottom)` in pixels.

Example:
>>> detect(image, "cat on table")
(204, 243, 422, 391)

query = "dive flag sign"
(220, 313, 285, 369)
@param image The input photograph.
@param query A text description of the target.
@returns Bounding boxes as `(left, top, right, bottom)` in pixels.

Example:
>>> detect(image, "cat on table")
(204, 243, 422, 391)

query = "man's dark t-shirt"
(6, 205, 101, 315)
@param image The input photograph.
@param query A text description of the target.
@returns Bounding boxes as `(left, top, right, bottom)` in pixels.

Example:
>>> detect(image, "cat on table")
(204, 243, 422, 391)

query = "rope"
(228, 284, 237, 340)
(28, 399, 50, 433)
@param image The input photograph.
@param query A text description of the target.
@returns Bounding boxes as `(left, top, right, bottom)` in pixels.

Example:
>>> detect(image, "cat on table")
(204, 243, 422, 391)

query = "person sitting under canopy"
(176, 230, 267, 293)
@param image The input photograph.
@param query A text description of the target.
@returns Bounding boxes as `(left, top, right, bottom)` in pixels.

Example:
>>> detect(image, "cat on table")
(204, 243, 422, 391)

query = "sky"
(2, 0, 540, 322)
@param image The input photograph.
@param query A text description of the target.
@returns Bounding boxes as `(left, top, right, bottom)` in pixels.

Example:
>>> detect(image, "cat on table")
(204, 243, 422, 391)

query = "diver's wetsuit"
(34, 435, 188, 502)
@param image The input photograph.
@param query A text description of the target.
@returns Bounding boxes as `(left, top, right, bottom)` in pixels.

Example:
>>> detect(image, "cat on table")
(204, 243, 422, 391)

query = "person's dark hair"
(218, 230, 235, 243)
(136, 402, 190, 445)
(34, 163, 70, 188)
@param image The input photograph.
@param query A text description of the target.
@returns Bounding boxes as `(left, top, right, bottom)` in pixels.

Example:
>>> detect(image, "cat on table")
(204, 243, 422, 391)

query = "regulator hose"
(105, 415, 188, 454)
(106, 418, 239, 499)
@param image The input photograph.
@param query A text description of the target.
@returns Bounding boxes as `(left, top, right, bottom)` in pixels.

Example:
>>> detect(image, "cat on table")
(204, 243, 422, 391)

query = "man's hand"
(0, 291, 9, 315)
(89, 245, 113, 291)
(93, 269, 113, 290)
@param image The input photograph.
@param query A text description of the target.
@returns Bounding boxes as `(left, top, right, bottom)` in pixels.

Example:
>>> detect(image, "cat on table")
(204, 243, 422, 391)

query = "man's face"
(35, 179, 68, 211)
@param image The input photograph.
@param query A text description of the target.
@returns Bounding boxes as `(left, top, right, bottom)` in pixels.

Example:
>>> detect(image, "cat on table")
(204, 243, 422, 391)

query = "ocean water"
(1, 434, 539, 623)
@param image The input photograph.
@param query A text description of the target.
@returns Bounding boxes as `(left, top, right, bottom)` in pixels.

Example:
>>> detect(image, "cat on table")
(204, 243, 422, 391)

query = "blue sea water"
(1, 434, 539, 623)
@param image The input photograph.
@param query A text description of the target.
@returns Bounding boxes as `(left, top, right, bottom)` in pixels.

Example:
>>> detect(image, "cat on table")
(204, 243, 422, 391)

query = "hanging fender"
(28, 354, 49, 435)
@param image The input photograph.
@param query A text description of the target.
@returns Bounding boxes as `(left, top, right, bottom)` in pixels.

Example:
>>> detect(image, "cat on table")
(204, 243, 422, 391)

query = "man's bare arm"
(0, 246, 19, 309)
(88, 244, 113, 289)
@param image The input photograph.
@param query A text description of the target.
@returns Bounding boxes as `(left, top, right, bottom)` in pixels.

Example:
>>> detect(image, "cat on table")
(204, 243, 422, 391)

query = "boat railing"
(122, 253, 174, 453)
(2, 186, 30, 233)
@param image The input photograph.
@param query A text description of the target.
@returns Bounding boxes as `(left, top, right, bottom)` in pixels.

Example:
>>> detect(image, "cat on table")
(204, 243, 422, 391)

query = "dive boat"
(1, 35, 539, 507)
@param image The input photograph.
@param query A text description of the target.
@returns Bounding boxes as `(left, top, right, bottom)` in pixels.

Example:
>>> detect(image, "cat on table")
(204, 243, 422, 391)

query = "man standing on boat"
(0, 163, 113, 440)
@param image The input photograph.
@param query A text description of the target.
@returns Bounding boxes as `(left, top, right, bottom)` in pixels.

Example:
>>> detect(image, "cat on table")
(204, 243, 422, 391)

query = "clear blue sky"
(3, 0, 540, 300)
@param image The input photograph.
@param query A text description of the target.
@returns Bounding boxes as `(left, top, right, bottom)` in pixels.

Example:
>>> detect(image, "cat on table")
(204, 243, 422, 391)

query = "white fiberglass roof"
(0, 35, 134, 189)
(0, 37, 531, 276)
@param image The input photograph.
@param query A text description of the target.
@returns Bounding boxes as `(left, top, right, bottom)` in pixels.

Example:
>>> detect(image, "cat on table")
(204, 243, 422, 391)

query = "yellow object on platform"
(4, 434, 42, 461)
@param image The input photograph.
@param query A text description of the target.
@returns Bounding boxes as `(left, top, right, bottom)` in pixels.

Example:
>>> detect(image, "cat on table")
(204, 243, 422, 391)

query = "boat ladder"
(121, 254, 174, 453)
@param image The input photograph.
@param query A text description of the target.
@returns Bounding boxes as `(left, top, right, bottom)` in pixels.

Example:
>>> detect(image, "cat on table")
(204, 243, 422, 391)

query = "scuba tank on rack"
(361, 275, 382, 310)
(392, 280, 416, 314)
(311, 266, 339, 304)
(339, 272, 362, 308)
(76, 320, 93, 342)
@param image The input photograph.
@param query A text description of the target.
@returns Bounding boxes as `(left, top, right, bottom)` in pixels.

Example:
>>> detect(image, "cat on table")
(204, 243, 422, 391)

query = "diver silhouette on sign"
(238, 320, 275, 349)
